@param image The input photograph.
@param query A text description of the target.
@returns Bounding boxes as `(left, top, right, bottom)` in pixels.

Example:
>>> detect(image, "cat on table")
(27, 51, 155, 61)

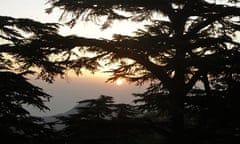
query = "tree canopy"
(0, 15, 84, 143)
(46, 0, 240, 89)
(0, 15, 62, 143)
(47, 0, 240, 143)
(57, 95, 163, 144)
(1, 0, 240, 143)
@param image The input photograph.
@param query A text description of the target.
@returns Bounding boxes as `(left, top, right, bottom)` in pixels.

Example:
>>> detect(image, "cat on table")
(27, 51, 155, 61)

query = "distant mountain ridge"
(43, 102, 90, 130)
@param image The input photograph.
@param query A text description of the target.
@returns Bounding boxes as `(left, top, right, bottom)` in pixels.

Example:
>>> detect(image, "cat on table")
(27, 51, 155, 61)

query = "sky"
(28, 73, 148, 116)
(0, 0, 145, 39)
(3, 0, 239, 117)
(0, 0, 149, 116)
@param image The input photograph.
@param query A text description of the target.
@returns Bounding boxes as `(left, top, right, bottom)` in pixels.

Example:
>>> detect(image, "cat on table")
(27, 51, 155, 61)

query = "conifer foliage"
(57, 95, 162, 144)
(0, 15, 66, 143)
(1, 0, 240, 143)
(48, 0, 240, 143)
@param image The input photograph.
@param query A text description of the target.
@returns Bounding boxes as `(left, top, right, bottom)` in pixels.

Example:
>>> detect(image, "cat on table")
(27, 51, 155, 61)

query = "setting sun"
(116, 79, 123, 86)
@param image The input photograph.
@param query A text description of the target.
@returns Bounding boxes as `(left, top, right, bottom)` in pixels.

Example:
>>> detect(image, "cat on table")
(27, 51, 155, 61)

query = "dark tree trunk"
(169, 15, 186, 142)
(169, 47, 185, 143)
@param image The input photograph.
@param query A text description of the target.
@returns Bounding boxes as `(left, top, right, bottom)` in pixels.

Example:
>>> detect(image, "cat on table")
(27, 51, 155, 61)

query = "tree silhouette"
(70, 95, 115, 120)
(133, 83, 170, 116)
(47, 0, 240, 143)
(114, 103, 138, 120)
(57, 95, 114, 144)
(0, 15, 81, 143)
(58, 95, 166, 144)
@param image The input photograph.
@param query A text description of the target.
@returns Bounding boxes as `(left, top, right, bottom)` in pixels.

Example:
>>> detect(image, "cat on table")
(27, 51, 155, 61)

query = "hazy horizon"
(0, 0, 149, 117)
(27, 72, 148, 117)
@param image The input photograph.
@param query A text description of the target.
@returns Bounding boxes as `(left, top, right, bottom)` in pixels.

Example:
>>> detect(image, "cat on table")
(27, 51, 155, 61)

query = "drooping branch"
(35, 34, 175, 89)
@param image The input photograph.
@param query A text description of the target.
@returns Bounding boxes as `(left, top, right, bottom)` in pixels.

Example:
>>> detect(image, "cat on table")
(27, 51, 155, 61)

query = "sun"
(115, 79, 123, 86)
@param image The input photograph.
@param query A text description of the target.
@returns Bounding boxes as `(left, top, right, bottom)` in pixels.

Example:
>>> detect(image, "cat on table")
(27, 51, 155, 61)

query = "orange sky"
(0, 0, 149, 116)
(28, 72, 148, 116)
(2, 0, 240, 116)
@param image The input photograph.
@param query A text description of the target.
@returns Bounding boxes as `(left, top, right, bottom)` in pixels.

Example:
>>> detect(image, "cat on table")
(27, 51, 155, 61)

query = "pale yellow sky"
(0, 0, 145, 39)
(0, 0, 148, 116)
(2, 0, 239, 116)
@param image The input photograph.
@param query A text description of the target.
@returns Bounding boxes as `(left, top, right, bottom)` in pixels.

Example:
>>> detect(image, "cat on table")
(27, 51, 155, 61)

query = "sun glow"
(116, 79, 123, 86)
